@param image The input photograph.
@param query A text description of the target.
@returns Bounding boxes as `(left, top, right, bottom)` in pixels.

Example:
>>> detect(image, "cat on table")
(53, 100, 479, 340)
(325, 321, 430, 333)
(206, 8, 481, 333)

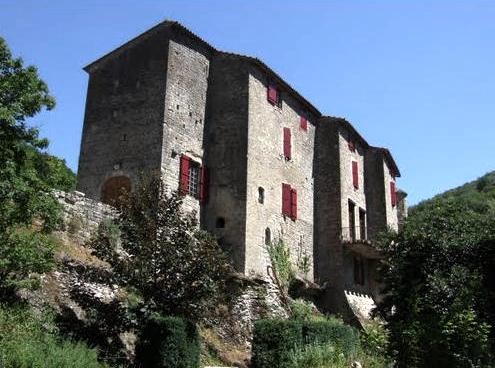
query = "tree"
(0, 37, 61, 293)
(375, 199, 495, 367)
(90, 176, 232, 322)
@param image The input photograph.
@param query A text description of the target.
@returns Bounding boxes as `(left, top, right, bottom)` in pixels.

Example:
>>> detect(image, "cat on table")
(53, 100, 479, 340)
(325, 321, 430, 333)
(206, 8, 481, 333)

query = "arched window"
(258, 187, 265, 204)
(101, 176, 131, 205)
(264, 228, 271, 246)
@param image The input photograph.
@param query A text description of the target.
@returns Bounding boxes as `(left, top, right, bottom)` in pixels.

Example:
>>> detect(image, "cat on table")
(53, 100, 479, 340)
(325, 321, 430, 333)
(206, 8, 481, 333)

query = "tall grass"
(287, 342, 389, 368)
(0, 304, 106, 368)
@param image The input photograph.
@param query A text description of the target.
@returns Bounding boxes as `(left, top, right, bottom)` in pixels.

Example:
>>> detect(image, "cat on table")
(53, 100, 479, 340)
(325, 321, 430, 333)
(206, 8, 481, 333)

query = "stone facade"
(77, 20, 406, 318)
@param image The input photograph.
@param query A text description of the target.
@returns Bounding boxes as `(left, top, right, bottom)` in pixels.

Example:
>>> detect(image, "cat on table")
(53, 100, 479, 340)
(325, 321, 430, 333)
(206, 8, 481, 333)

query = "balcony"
(340, 226, 382, 259)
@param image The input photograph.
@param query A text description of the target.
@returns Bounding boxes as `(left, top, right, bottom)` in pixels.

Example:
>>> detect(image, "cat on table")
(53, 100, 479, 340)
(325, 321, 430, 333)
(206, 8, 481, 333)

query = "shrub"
(303, 318, 360, 357)
(290, 299, 318, 321)
(252, 319, 303, 368)
(360, 321, 389, 357)
(90, 177, 232, 321)
(135, 315, 200, 368)
(0, 304, 105, 368)
(252, 318, 360, 368)
(0, 228, 57, 291)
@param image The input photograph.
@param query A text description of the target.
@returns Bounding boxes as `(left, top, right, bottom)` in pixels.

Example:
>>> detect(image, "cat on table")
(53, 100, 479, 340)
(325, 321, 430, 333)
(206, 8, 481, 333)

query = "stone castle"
(77, 20, 406, 319)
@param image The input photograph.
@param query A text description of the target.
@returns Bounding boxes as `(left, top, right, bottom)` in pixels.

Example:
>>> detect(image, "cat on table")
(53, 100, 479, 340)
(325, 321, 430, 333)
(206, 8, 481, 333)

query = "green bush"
(303, 318, 360, 357)
(252, 318, 360, 368)
(135, 315, 200, 368)
(360, 321, 389, 357)
(0, 304, 105, 368)
(252, 319, 303, 368)
(0, 228, 57, 291)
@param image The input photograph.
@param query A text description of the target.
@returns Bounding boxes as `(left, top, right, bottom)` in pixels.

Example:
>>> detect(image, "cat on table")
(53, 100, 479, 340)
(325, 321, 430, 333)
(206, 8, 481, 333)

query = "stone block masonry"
(54, 190, 115, 245)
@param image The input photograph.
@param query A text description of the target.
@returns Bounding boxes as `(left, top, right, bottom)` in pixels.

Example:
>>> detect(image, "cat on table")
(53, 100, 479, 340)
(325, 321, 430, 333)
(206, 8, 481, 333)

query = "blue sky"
(1, 1, 494, 205)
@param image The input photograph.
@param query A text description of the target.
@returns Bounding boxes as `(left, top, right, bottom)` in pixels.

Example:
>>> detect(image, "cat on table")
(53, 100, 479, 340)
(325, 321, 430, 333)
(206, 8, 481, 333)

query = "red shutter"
(352, 161, 359, 189)
(283, 127, 291, 160)
(267, 84, 278, 105)
(300, 116, 308, 131)
(290, 188, 298, 220)
(390, 181, 397, 207)
(179, 154, 190, 195)
(199, 165, 209, 203)
(282, 183, 291, 216)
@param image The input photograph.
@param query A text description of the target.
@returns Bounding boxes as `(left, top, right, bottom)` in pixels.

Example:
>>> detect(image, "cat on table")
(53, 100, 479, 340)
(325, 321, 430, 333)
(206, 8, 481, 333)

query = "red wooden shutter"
(300, 116, 308, 131)
(352, 161, 359, 189)
(283, 128, 291, 160)
(290, 188, 298, 220)
(390, 181, 397, 207)
(267, 84, 278, 104)
(282, 183, 291, 216)
(179, 154, 190, 195)
(199, 165, 209, 203)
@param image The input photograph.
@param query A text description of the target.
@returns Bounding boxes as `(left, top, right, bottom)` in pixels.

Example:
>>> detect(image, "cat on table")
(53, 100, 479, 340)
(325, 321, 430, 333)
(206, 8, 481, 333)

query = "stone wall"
(54, 190, 115, 244)
(244, 66, 316, 280)
(161, 37, 212, 216)
(203, 54, 250, 272)
(338, 127, 367, 242)
(383, 160, 399, 231)
(364, 148, 386, 241)
(77, 25, 171, 200)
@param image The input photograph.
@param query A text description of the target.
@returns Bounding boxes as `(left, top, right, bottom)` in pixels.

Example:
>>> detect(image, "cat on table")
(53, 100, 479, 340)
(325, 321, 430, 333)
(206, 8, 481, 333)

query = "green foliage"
(267, 238, 295, 287)
(303, 318, 360, 357)
(251, 318, 360, 368)
(135, 315, 200, 368)
(376, 198, 495, 367)
(287, 343, 347, 368)
(26, 147, 76, 191)
(413, 170, 495, 216)
(0, 228, 57, 292)
(360, 321, 389, 357)
(0, 37, 61, 234)
(290, 299, 318, 321)
(252, 319, 303, 368)
(0, 304, 106, 368)
(90, 176, 232, 321)
(0, 37, 70, 296)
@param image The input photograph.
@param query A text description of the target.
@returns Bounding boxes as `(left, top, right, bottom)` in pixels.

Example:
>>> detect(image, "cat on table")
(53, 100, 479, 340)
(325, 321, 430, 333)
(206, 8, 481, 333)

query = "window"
(267, 83, 280, 106)
(188, 163, 200, 197)
(352, 161, 359, 189)
(353, 256, 365, 285)
(359, 209, 366, 240)
(300, 116, 308, 132)
(265, 228, 271, 246)
(390, 181, 397, 207)
(258, 187, 265, 204)
(283, 128, 291, 160)
(348, 141, 355, 152)
(282, 183, 297, 220)
(179, 154, 208, 202)
(348, 200, 356, 242)
(216, 217, 225, 228)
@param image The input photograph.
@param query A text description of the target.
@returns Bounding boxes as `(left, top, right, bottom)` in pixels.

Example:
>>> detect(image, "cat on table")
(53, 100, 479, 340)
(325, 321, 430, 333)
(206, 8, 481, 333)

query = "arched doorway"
(101, 176, 131, 205)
